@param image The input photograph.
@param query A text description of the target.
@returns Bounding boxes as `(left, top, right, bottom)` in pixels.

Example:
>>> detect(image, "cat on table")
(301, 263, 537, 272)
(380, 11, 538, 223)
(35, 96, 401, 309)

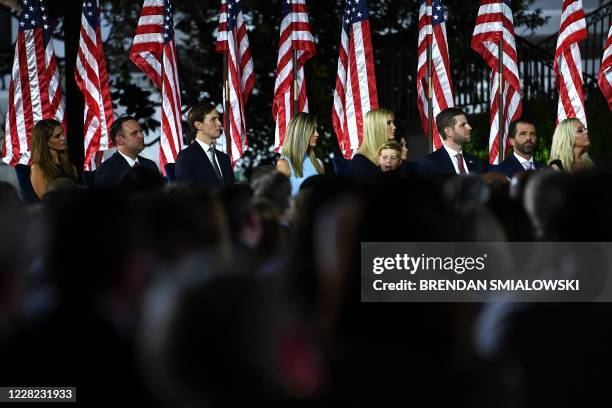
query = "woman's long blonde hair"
(281, 112, 323, 178)
(358, 108, 393, 164)
(548, 118, 594, 172)
(31, 119, 77, 181)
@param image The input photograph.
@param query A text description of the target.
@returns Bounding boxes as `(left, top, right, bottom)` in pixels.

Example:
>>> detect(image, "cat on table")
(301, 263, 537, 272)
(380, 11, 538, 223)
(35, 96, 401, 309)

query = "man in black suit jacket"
(175, 102, 234, 189)
(491, 119, 546, 178)
(418, 107, 487, 176)
(95, 116, 160, 189)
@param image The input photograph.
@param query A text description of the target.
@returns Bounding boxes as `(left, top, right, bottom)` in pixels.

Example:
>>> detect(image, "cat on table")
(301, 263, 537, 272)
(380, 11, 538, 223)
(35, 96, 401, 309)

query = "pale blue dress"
(283, 155, 319, 195)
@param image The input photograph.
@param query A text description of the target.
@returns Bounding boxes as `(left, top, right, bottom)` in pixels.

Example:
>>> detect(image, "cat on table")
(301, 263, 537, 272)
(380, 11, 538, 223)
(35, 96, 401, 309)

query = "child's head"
(377, 141, 403, 172)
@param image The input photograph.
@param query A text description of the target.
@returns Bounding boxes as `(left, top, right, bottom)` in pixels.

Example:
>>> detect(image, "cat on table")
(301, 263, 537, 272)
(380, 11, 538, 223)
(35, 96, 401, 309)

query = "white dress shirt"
(118, 150, 139, 167)
(514, 153, 535, 170)
(443, 143, 469, 175)
(195, 138, 222, 174)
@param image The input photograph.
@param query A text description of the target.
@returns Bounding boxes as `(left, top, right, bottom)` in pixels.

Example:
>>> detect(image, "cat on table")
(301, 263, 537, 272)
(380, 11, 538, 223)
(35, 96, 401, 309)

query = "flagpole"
(291, 0, 298, 117)
(223, 53, 231, 155)
(292, 50, 298, 116)
(427, 0, 434, 153)
(497, 40, 504, 163)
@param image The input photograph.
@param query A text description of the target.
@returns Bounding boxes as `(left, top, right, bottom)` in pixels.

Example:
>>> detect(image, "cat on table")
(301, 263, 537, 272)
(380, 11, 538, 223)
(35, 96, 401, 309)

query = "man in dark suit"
(491, 119, 546, 178)
(175, 102, 234, 189)
(95, 116, 160, 189)
(418, 107, 487, 176)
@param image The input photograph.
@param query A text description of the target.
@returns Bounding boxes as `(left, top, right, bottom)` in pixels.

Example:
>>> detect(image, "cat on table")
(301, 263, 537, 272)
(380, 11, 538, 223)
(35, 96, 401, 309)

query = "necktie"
(209, 146, 223, 181)
(456, 153, 467, 175)
(524, 161, 533, 170)
(133, 159, 140, 168)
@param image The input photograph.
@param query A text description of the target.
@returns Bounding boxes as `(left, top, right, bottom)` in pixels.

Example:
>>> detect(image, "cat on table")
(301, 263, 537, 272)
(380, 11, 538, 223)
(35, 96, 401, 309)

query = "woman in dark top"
(548, 118, 594, 173)
(349, 108, 396, 176)
(30, 119, 78, 198)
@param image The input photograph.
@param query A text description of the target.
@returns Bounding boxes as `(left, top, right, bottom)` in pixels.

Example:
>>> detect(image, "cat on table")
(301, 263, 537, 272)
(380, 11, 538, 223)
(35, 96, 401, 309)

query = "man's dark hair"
(508, 119, 536, 139)
(436, 107, 466, 139)
(110, 115, 137, 144)
(188, 100, 218, 133)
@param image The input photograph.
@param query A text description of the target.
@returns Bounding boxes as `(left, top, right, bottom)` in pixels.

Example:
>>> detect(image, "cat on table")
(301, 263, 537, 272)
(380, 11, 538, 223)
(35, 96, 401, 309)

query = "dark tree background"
(3, 0, 553, 174)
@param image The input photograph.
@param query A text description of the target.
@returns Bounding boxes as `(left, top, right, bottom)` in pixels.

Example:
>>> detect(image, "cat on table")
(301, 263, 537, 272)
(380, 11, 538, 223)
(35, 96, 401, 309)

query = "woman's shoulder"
(30, 162, 43, 175)
(549, 159, 564, 172)
(276, 157, 292, 177)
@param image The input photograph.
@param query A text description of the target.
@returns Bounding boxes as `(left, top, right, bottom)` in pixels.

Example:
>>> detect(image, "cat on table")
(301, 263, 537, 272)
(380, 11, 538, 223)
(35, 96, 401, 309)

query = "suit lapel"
(508, 155, 523, 173)
(464, 152, 484, 173)
(437, 148, 456, 174)
(193, 142, 217, 178)
(113, 152, 131, 171)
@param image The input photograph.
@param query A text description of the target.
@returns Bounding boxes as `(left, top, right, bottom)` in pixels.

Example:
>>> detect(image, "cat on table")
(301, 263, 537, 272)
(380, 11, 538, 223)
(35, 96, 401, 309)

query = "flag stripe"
(554, 0, 587, 126)
(76, 0, 114, 171)
(332, 0, 378, 158)
(471, 0, 522, 164)
(3, 0, 65, 166)
(216, 0, 255, 164)
(130, 0, 184, 172)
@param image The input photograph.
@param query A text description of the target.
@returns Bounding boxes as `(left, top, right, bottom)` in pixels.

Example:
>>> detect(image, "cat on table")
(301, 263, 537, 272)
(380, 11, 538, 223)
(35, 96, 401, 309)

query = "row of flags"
(2, 0, 612, 169)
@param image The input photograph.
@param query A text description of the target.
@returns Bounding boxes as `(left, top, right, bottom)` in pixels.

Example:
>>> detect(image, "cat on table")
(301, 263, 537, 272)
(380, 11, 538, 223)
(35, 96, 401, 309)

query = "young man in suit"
(418, 107, 488, 176)
(95, 116, 160, 189)
(492, 119, 546, 178)
(175, 102, 234, 189)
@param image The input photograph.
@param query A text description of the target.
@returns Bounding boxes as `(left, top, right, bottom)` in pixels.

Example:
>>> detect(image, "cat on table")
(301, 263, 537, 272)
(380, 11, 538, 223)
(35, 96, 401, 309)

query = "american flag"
(2, 0, 65, 166)
(76, 0, 114, 171)
(216, 0, 255, 164)
(130, 0, 183, 173)
(554, 0, 587, 126)
(332, 0, 378, 159)
(416, 0, 454, 151)
(598, 25, 612, 110)
(272, 0, 316, 151)
(472, 0, 522, 165)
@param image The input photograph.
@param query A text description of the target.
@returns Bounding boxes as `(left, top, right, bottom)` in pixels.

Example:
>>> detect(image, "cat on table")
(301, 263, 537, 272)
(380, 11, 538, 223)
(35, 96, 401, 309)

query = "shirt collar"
(514, 152, 533, 165)
(195, 138, 216, 152)
(443, 142, 462, 157)
(118, 150, 138, 167)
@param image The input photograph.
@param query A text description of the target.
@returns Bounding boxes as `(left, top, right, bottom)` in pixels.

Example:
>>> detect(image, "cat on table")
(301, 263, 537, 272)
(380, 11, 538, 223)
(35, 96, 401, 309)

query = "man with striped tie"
(492, 119, 547, 179)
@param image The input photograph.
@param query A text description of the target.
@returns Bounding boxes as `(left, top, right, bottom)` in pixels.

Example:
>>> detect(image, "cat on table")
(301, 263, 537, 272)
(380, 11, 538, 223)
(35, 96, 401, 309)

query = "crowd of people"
(0, 104, 611, 406)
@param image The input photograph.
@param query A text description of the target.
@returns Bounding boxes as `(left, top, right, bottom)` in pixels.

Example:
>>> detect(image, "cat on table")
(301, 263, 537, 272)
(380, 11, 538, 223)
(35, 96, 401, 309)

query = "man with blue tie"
(175, 102, 235, 189)
(492, 119, 546, 178)
(418, 107, 488, 176)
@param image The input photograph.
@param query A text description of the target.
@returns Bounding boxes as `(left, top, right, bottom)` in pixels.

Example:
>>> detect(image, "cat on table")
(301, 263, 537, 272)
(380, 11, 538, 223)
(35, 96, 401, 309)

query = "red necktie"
(456, 153, 467, 175)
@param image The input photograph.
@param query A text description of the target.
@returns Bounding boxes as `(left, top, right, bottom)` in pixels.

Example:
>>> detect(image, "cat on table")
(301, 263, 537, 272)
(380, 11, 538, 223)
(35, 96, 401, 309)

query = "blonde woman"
(30, 119, 78, 198)
(276, 112, 324, 195)
(548, 118, 594, 172)
(349, 108, 396, 176)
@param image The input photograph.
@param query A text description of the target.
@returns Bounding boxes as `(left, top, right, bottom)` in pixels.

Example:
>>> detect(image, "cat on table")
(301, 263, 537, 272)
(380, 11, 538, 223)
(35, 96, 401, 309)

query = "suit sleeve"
(417, 157, 434, 176)
(223, 156, 235, 184)
(94, 163, 111, 189)
(175, 152, 196, 183)
(144, 159, 161, 175)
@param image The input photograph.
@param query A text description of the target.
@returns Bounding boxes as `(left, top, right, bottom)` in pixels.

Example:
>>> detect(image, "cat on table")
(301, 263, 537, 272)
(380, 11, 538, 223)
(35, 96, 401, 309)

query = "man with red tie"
(417, 108, 488, 176)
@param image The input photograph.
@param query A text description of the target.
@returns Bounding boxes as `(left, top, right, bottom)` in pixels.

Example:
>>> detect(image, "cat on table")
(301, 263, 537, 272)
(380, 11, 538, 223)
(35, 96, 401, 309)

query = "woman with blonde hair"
(30, 119, 78, 198)
(548, 118, 594, 172)
(276, 112, 324, 195)
(349, 108, 396, 176)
